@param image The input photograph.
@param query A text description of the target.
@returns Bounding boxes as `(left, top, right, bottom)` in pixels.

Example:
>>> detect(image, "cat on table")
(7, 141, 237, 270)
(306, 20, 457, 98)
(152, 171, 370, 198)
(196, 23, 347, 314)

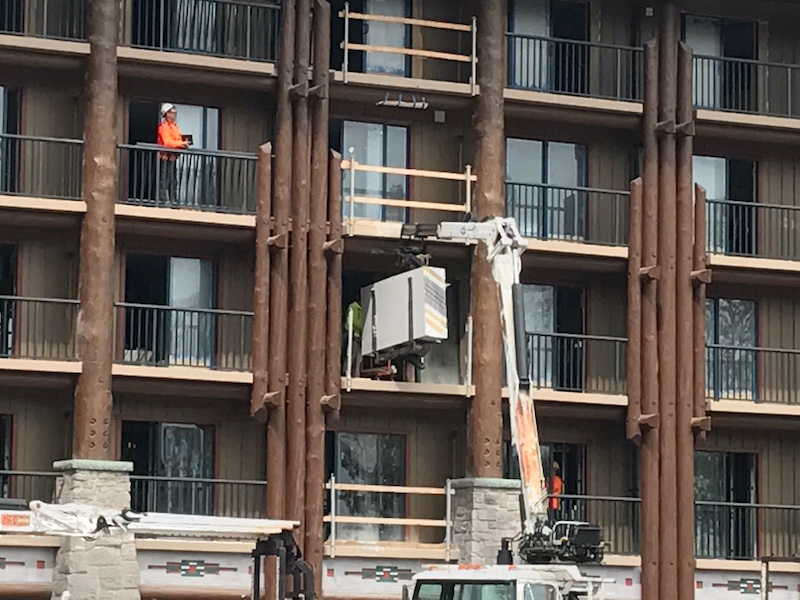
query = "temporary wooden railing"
(340, 2, 478, 94)
(324, 476, 455, 560)
(341, 158, 475, 236)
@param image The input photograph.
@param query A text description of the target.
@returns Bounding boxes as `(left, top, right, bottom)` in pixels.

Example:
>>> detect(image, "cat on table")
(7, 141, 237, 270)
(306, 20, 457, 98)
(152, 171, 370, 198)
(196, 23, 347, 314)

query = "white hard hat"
(161, 103, 175, 116)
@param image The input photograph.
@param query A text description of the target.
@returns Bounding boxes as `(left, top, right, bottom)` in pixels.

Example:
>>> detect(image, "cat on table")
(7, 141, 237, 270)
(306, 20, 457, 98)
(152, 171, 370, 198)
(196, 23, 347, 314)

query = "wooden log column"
(325, 150, 343, 417)
(692, 182, 711, 445)
(657, 4, 679, 597)
(304, 0, 331, 594)
(625, 178, 642, 445)
(73, 0, 119, 460)
(266, 0, 296, 523)
(468, 0, 506, 478)
(676, 41, 698, 600)
(639, 38, 660, 600)
(286, 0, 312, 547)
(251, 143, 272, 422)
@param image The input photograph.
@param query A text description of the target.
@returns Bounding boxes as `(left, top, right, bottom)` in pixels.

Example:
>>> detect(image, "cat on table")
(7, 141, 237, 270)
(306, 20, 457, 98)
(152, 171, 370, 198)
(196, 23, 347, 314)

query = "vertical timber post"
(693, 183, 711, 442)
(73, 0, 119, 460)
(657, 4, 679, 597)
(325, 151, 344, 422)
(626, 178, 643, 445)
(305, 1, 331, 596)
(676, 41, 697, 600)
(251, 143, 273, 422)
(287, 0, 312, 549)
(640, 38, 660, 600)
(469, 0, 506, 478)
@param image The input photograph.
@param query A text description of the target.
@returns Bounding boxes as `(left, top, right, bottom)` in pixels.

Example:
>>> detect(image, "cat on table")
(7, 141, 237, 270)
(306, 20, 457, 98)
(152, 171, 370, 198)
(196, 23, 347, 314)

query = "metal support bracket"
(321, 394, 341, 412)
(690, 269, 712, 284)
(639, 265, 661, 281)
(638, 413, 659, 431)
(323, 239, 344, 255)
(268, 233, 289, 250)
(690, 416, 712, 432)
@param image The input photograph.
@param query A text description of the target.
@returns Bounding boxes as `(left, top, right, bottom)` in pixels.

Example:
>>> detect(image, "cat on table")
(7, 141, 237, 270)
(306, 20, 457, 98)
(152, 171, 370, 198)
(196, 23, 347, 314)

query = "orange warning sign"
(1, 513, 30, 528)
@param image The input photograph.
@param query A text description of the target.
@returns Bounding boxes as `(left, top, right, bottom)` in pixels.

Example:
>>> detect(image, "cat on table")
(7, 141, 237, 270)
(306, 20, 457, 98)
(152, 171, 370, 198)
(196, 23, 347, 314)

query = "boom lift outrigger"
(434, 217, 604, 565)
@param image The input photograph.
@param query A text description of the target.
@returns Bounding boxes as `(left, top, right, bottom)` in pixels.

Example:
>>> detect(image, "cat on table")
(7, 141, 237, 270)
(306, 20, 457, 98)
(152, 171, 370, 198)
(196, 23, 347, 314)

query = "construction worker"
(548, 461, 563, 522)
(157, 103, 190, 205)
(342, 300, 363, 377)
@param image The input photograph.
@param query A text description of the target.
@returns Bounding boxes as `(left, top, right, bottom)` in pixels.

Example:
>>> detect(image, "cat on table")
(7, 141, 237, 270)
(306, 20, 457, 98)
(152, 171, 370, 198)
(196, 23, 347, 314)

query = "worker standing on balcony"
(548, 461, 563, 522)
(157, 103, 190, 205)
(342, 300, 363, 378)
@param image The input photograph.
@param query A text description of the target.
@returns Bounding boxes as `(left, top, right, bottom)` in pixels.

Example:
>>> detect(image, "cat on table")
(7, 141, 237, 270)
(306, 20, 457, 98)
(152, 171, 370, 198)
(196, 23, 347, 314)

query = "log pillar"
(468, 0, 506, 478)
(73, 0, 119, 460)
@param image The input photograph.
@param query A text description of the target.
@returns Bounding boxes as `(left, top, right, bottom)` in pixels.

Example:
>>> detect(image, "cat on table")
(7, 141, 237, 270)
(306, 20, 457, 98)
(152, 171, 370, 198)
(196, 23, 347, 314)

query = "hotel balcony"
(0, 295, 79, 363)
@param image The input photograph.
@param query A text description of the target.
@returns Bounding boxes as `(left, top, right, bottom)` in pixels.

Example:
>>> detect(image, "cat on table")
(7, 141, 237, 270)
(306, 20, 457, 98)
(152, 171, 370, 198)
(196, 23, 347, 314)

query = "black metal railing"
(705, 344, 800, 405)
(116, 302, 253, 371)
(0, 470, 61, 504)
(0, 134, 83, 201)
(118, 144, 257, 214)
(506, 182, 629, 246)
(706, 198, 800, 261)
(129, 475, 266, 518)
(506, 34, 643, 102)
(693, 54, 800, 118)
(551, 494, 640, 555)
(0, 0, 86, 40)
(526, 332, 626, 395)
(122, 0, 280, 62)
(0, 296, 79, 361)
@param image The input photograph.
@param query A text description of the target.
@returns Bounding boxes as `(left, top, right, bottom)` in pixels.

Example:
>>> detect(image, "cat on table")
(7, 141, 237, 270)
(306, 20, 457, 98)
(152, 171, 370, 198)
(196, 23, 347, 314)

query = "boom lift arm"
(436, 218, 603, 565)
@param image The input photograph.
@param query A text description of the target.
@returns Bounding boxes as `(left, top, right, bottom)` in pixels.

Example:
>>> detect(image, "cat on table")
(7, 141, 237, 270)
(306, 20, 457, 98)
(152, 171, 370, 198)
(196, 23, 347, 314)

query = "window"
(0, 86, 21, 196)
(121, 421, 215, 515)
(335, 120, 409, 222)
(123, 254, 216, 367)
(0, 245, 15, 357)
(0, 415, 10, 497)
(695, 451, 756, 559)
(325, 431, 406, 541)
(522, 285, 584, 391)
(694, 155, 756, 256)
(505, 138, 588, 240)
(683, 16, 757, 112)
(523, 583, 558, 600)
(508, 0, 589, 94)
(413, 581, 516, 600)
(705, 298, 756, 401)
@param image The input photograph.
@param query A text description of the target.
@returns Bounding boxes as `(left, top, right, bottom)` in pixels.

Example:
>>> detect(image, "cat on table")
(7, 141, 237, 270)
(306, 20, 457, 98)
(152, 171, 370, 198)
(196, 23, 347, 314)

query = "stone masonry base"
(451, 478, 522, 565)
(50, 459, 141, 600)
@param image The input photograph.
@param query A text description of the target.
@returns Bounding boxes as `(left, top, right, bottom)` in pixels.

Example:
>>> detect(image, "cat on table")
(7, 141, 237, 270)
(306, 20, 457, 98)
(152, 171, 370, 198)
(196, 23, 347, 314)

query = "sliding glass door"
(168, 258, 215, 367)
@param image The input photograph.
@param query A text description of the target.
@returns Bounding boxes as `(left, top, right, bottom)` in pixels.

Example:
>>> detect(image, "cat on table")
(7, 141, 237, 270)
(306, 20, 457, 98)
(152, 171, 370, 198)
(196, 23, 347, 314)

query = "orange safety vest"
(157, 120, 184, 161)
(549, 475, 563, 510)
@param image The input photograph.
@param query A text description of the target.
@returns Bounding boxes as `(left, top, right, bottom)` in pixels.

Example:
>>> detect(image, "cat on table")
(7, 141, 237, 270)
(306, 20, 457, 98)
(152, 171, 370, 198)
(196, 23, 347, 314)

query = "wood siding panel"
(217, 253, 254, 371)
(759, 154, 800, 261)
(588, 140, 629, 245)
(409, 122, 466, 225)
(757, 295, 800, 405)
(586, 285, 626, 394)
(220, 98, 270, 213)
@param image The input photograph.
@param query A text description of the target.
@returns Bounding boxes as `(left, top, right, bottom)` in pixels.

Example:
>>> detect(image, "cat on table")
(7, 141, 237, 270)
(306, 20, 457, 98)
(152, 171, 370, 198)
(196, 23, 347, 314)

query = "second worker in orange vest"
(548, 461, 563, 523)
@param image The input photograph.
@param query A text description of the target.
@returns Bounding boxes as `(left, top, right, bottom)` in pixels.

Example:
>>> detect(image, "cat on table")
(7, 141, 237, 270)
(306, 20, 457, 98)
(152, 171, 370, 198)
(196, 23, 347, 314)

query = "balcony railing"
(0, 296, 79, 361)
(118, 144, 257, 214)
(120, 0, 280, 62)
(324, 476, 455, 558)
(705, 343, 800, 405)
(0, 134, 83, 201)
(130, 475, 266, 519)
(339, 2, 477, 89)
(0, 470, 60, 505)
(0, 0, 86, 41)
(694, 54, 800, 118)
(117, 302, 253, 371)
(527, 332, 626, 395)
(341, 158, 474, 233)
(506, 182, 629, 246)
(506, 34, 643, 102)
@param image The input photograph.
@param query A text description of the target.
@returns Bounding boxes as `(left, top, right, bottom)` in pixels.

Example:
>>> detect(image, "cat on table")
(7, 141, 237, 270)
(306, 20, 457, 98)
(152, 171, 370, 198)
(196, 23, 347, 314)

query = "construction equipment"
(426, 218, 604, 565)
(0, 501, 315, 600)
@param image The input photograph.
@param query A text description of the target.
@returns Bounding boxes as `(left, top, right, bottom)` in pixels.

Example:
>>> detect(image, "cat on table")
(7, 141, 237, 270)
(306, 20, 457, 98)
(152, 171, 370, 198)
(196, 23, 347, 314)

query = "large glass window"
(340, 120, 409, 222)
(413, 581, 516, 600)
(694, 451, 756, 559)
(705, 297, 757, 401)
(326, 431, 406, 541)
(505, 138, 588, 240)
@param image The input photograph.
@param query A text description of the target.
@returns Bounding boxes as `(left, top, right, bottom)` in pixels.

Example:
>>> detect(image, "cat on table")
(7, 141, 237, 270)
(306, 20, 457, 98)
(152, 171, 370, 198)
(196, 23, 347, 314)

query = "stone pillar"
(451, 479, 521, 565)
(50, 460, 140, 600)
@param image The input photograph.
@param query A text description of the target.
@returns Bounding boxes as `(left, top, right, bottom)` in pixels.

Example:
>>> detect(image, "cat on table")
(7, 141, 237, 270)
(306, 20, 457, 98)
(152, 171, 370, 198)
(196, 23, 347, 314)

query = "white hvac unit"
(361, 266, 448, 357)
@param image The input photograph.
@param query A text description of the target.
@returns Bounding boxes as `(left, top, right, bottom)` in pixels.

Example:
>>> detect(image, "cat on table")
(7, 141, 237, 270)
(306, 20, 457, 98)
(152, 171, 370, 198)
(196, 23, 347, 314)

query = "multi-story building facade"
(3, 0, 800, 598)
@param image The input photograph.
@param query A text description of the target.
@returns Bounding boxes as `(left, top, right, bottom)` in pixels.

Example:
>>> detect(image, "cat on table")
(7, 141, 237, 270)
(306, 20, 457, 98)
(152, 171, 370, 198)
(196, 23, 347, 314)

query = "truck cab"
(410, 564, 606, 600)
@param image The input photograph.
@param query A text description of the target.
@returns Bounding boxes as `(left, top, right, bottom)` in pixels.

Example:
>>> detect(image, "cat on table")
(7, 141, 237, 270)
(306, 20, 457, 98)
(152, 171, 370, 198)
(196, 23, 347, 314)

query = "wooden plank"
(323, 516, 446, 527)
(326, 482, 446, 495)
(339, 11, 471, 32)
(348, 196, 467, 212)
(346, 43, 471, 63)
(341, 161, 476, 181)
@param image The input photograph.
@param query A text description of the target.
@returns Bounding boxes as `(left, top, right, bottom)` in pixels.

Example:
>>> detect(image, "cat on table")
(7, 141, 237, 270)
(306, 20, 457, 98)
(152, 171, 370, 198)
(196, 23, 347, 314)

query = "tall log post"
(676, 42, 698, 600)
(304, 1, 331, 594)
(693, 182, 711, 443)
(468, 0, 506, 478)
(626, 178, 643, 445)
(251, 143, 272, 421)
(640, 38, 660, 600)
(286, 0, 312, 548)
(657, 5, 679, 597)
(325, 151, 343, 421)
(73, 0, 119, 459)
